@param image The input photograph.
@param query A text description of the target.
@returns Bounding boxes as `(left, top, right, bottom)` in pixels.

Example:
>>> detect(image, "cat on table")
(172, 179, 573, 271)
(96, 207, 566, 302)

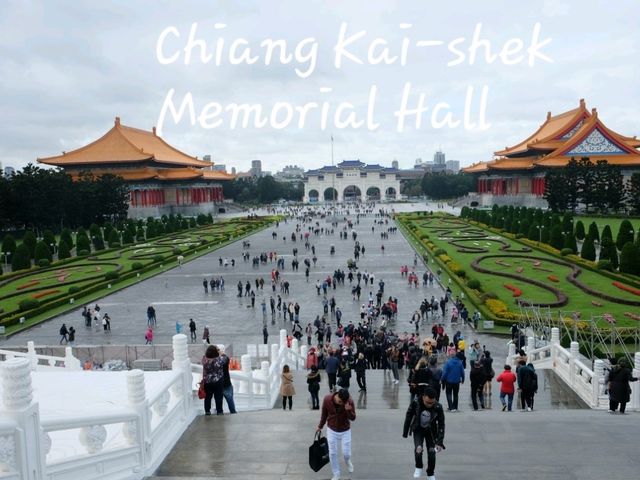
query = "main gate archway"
(385, 186, 397, 199)
(308, 189, 319, 202)
(343, 185, 362, 202)
(366, 186, 381, 201)
(323, 187, 338, 201)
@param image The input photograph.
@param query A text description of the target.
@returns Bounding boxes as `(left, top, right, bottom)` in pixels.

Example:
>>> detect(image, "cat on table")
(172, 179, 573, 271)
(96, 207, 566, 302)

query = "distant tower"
(251, 159, 262, 177)
(433, 150, 445, 165)
(392, 159, 399, 169)
(231, 167, 237, 175)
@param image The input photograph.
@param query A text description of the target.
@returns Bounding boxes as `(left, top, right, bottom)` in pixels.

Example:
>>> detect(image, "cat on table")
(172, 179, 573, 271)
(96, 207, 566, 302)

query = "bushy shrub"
(76, 235, 91, 254)
(104, 271, 120, 281)
(34, 240, 52, 263)
(57, 239, 71, 260)
(77, 249, 90, 257)
(434, 248, 447, 256)
(11, 244, 31, 271)
(467, 279, 481, 290)
(153, 254, 164, 263)
(560, 248, 573, 256)
(596, 260, 612, 271)
(485, 298, 508, 315)
(172, 247, 182, 255)
(19, 299, 39, 311)
(37, 259, 50, 267)
(131, 262, 143, 270)
(68, 286, 81, 294)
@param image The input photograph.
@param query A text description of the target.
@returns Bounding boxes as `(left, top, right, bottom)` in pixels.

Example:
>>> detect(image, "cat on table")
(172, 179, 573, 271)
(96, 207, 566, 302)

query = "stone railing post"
(527, 336, 535, 356)
(261, 361, 270, 407)
(0, 358, 46, 479)
(569, 341, 580, 387)
(550, 327, 560, 368)
(241, 354, 253, 409)
(171, 334, 192, 418)
(291, 339, 299, 367)
(593, 359, 605, 408)
(507, 343, 516, 367)
(125, 369, 149, 470)
(270, 344, 279, 366)
(64, 346, 81, 370)
(300, 345, 309, 370)
(279, 329, 287, 349)
(632, 352, 640, 410)
(27, 341, 38, 371)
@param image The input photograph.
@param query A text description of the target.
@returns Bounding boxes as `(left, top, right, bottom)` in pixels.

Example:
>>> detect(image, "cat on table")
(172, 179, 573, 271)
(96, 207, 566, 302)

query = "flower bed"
(32, 289, 60, 299)
(504, 284, 522, 297)
(612, 281, 640, 296)
(16, 280, 39, 290)
(624, 312, 640, 321)
(548, 275, 559, 283)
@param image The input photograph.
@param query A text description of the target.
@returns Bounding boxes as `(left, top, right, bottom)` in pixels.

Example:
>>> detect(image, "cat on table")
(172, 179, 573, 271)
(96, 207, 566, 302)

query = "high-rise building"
(392, 160, 399, 169)
(250, 159, 262, 177)
(4, 166, 15, 178)
(433, 150, 445, 165)
(445, 160, 460, 173)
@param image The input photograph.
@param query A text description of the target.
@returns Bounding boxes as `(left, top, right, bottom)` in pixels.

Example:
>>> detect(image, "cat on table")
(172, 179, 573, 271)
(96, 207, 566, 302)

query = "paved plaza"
(1, 202, 636, 479)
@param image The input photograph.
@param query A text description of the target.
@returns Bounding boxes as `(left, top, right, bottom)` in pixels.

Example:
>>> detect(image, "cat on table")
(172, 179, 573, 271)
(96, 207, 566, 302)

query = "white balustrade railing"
(0, 341, 81, 371)
(506, 328, 639, 410)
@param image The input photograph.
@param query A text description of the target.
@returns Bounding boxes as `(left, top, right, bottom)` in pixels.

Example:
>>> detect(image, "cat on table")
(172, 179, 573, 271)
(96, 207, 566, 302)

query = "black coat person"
(608, 359, 638, 413)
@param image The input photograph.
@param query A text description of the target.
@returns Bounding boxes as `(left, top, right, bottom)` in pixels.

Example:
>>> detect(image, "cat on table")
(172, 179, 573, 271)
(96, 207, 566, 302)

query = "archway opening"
(366, 186, 381, 201)
(385, 187, 397, 199)
(343, 185, 362, 202)
(308, 189, 319, 203)
(323, 187, 338, 201)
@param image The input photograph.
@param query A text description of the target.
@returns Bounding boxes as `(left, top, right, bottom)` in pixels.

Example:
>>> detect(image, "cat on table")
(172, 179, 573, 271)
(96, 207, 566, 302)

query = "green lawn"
(398, 214, 640, 327)
(0, 218, 274, 330)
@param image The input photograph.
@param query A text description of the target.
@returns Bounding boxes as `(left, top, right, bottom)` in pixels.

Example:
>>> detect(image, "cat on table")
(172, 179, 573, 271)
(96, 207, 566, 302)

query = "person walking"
(608, 358, 638, 414)
(469, 361, 486, 410)
(202, 325, 210, 344)
(59, 323, 69, 344)
(280, 365, 296, 410)
(481, 350, 494, 397)
(441, 352, 465, 412)
(68, 326, 76, 345)
(403, 386, 445, 480)
(496, 364, 517, 412)
(316, 388, 356, 480)
(201, 345, 225, 415)
(354, 353, 368, 393)
(325, 351, 340, 391)
(221, 348, 237, 414)
(517, 361, 538, 411)
(189, 319, 197, 343)
(144, 327, 153, 345)
(307, 366, 321, 409)
(263, 325, 269, 345)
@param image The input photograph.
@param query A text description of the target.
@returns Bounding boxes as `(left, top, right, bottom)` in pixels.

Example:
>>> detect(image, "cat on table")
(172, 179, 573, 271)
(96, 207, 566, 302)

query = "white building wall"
(304, 171, 400, 202)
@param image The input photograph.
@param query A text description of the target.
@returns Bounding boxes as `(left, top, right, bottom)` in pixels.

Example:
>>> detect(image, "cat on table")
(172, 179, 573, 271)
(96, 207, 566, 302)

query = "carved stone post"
(569, 341, 580, 387)
(64, 346, 81, 370)
(507, 342, 516, 367)
(593, 359, 605, 408)
(279, 329, 287, 349)
(171, 334, 192, 417)
(241, 354, 253, 408)
(125, 369, 149, 470)
(261, 361, 270, 406)
(26, 341, 37, 371)
(550, 327, 560, 368)
(632, 352, 640, 410)
(0, 358, 46, 479)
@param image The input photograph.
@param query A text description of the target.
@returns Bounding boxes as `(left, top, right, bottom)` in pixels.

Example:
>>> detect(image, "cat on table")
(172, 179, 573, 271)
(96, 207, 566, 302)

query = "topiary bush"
(467, 279, 481, 290)
(19, 298, 39, 311)
(596, 260, 612, 271)
(560, 248, 573, 256)
(434, 248, 447, 256)
(104, 271, 120, 281)
(153, 254, 164, 263)
(37, 259, 50, 267)
(11, 244, 32, 271)
(131, 262, 143, 270)
(77, 249, 90, 257)
(68, 286, 81, 294)
(172, 247, 182, 255)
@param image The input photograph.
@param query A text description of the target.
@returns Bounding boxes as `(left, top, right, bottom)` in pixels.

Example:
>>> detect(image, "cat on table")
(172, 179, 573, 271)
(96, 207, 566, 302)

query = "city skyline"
(1, 1, 639, 173)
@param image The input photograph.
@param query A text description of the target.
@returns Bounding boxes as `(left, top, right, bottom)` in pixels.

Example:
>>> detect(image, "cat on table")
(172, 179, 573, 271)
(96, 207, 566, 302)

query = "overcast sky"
(1, 0, 639, 173)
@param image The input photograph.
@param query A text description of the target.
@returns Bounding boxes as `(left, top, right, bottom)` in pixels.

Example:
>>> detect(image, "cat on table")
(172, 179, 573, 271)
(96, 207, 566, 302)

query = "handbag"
(197, 381, 206, 400)
(309, 431, 329, 472)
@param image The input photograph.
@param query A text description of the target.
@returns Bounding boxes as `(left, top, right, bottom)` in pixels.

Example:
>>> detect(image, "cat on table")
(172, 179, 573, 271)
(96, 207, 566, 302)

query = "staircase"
(148, 367, 594, 479)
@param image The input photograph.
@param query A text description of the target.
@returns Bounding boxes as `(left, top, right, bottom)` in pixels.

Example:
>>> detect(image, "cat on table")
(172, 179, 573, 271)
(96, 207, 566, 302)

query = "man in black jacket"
(403, 386, 445, 480)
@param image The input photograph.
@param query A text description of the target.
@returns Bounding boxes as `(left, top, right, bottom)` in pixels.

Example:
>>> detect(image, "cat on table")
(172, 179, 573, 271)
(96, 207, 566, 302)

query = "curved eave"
(536, 154, 640, 168)
(462, 163, 490, 173)
(495, 104, 587, 157)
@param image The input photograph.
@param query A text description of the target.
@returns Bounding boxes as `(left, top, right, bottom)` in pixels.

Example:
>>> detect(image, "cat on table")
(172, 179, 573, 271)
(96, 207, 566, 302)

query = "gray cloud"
(1, 0, 639, 173)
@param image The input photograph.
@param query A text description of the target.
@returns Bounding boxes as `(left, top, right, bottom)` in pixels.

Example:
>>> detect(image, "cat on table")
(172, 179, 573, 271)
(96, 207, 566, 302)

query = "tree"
(57, 238, 71, 260)
(588, 222, 600, 243)
(619, 242, 640, 275)
(616, 220, 635, 251)
(256, 176, 281, 203)
(561, 212, 573, 234)
(107, 229, 120, 246)
(576, 157, 596, 212)
(563, 231, 578, 254)
(627, 173, 640, 213)
(601, 225, 613, 242)
(543, 170, 567, 212)
(11, 244, 31, 271)
(43, 229, 56, 254)
(574, 220, 585, 240)
(1, 234, 17, 257)
(22, 231, 37, 258)
(60, 228, 74, 249)
(76, 235, 91, 254)
(599, 237, 618, 270)
(603, 162, 626, 212)
(580, 235, 596, 261)
(122, 229, 134, 245)
(549, 225, 564, 250)
(527, 223, 539, 241)
(34, 240, 52, 263)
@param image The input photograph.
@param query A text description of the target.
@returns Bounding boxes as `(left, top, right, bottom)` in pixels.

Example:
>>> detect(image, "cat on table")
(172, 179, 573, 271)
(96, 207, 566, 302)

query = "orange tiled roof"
(38, 117, 212, 168)
(494, 99, 589, 156)
(67, 166, 235, 182)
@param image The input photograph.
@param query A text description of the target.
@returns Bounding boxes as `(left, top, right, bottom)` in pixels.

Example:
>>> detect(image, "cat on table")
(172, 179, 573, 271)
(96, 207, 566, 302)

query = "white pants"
(327, 427, 351, 477)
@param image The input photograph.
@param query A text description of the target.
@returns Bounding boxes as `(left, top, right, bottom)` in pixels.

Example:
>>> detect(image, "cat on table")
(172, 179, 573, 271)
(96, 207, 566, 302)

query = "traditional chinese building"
(462, 99, 640, 207)
(38, 117, 234, 218)
(304, 160, 401, 202)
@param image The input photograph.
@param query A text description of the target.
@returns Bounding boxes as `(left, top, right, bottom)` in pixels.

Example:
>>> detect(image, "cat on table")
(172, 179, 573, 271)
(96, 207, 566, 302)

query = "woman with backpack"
(201, 345, 225, 415)
(307, 366, 321, 409)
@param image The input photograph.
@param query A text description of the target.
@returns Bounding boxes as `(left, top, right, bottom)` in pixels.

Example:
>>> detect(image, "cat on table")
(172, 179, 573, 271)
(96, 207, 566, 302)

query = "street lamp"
(50, 243, 57, 257)
(537, 225, 545, 243)
(2, 252, 11, 270)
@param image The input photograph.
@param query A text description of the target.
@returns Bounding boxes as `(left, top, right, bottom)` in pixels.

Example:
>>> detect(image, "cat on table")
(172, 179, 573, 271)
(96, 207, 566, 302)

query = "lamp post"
(2, 251, 11, 270)
(538, 225, 544, 244)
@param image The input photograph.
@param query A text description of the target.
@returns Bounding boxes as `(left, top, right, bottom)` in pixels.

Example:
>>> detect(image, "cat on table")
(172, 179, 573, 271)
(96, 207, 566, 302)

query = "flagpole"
(331, 134, 335, 206)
